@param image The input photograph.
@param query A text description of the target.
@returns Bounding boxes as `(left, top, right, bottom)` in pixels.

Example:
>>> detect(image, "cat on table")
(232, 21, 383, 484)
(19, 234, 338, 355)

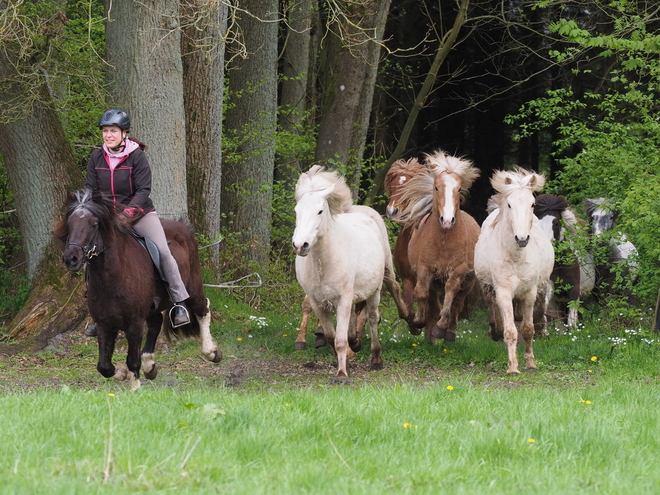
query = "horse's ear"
(526, 173, 545, 192)
(504, 177, 513, 185)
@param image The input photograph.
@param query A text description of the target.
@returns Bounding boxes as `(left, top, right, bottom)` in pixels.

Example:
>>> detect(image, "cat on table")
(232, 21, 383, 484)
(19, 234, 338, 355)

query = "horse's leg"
(141, 311, 163, 380)
(96, 323, 120, 379)
(432, 270, 465, 342)
(332, 296, 354, 382)
(347, 303, 362, 353)
(412, 269, 433, 329)
(383, 265, 409, 321)
(424, 289, 440, 344)
(295, 295, 313, 350)
(494, 288, 519, 374)
(124, 320, 144, 391)
(484, 291, 501, 341)
(366, 290, 383, 371)
(197, 298, 222, 363)
(521, 289, 539, 371)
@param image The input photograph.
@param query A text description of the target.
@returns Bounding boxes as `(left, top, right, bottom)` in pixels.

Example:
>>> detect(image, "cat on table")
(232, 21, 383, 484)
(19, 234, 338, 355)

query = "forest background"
(0, 0, 659, 348)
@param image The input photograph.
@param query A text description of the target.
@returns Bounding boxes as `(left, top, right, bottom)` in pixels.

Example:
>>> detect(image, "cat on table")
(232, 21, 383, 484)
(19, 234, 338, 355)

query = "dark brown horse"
(384, 158, 428, 335)
(53, 190, 221, 389)
(395, 150, 481, 343)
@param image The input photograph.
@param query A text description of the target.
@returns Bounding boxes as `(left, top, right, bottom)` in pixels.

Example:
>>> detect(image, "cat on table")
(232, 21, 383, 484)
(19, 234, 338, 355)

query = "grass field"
(0, 290, 659, 494)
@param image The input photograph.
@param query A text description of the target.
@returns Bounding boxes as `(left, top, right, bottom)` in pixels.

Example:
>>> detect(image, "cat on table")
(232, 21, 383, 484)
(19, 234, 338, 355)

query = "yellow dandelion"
(237, 338, 243, 341)
(585, 400, 591, 404)
(528, 438, 535, 443)
(403, 423, 410, 428)
(443, 348, 449, 353)
(588, 369, 593, 373)
(412, 343, 417, 347)
(285, 403, 291, 407)
(410, 350, 415, 354)
(446, 385, 454, 391)
(591, 356, 598, 361)
(108, 393, 115, 397)
(283, 334, 288, 337)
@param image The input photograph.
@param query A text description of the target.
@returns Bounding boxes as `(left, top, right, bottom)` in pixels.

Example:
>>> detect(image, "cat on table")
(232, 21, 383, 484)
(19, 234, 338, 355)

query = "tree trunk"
(277, 0, 316, 182)
(314, 0, 392, 195)
(104, 0, 188, 220)
(181, 0, 227, 269)
(221, 0, 279, 273)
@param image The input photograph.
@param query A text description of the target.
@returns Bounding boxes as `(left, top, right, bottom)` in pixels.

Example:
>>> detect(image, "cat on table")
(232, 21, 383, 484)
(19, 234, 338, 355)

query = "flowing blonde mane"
(295, 165, 353, 215)
(393, 150, 479, 226)
(489, 168, 545, 209)
(384, 157, 425, 195)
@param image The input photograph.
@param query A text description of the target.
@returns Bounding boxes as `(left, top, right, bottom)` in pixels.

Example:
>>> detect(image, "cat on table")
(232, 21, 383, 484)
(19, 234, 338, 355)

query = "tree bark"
(366, 0, 470, 204)
(314, 0, 392, 195)
(277, 0, 316, 182)
(221, 0, 279, 273)
(181, 0, 227, 269)
(104, 0, 188, 220)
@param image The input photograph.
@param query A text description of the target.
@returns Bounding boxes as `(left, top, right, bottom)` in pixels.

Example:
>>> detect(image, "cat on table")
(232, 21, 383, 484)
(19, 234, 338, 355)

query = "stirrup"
(169, 303, 191, 328)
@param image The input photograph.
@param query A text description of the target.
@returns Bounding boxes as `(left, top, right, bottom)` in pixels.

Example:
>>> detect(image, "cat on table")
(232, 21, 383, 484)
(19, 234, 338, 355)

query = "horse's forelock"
(384, 158, 423, 194)
(427, 151, 480, 190)
(491, 169, 545, 196)
(295, 165, 353, 214)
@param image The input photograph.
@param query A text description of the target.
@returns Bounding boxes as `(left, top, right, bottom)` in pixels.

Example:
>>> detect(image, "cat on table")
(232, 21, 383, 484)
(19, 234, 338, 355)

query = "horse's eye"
(507, 203, 511, 209)
(317, 210, 323, 215)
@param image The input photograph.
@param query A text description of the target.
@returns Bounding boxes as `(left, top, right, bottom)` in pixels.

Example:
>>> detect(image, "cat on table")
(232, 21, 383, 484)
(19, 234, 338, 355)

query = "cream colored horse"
(474, 169, 554, 374)
(292, 166, 398, 381)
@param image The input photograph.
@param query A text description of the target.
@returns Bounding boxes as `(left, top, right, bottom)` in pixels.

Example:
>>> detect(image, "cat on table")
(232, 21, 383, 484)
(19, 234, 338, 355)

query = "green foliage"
(506, 3, 660, 306)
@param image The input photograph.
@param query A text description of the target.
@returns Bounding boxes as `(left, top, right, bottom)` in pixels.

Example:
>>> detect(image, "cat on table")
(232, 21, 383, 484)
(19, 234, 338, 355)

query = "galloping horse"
(395, 150, 481, 343)
(474, 169, 554, 374)
(535, 194, 595, 327)
(384, 157, 427, 334)
(585, 198, 638, 304)
(292, 166, 398, 381)
(54, 190, 221, 389)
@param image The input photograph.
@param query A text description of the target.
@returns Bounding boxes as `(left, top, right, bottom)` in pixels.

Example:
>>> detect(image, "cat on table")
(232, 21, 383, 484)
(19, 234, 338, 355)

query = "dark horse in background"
(54, 190, 221, 390)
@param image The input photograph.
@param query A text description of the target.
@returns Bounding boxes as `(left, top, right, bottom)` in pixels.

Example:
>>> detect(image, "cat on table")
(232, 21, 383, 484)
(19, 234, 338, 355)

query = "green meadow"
(0, 291, 659, 494)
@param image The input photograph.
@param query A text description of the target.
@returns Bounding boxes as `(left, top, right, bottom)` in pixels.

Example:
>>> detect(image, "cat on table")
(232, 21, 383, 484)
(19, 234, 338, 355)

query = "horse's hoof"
(314, 335, 327, 348)
(488, 329, 502, 342)
(443, 331, 456, 343)
(431, 325, 446, 339)
(408, 324, 422, 336)
(294, 341, 307, 350)
(349, 338, 362, 353)
(331, 375, 351, 384)
(506, 368, 521, 375)
(143, 364, 158, 380)
(209, 349, 223, 363)
(370, 360, 383, 371)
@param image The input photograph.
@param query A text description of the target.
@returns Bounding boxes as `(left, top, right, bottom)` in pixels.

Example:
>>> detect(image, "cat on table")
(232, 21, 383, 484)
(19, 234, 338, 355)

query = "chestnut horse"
(384, 157, 428, 335)
(394, 150, 481, 343)
(474, 169, 554, 374)
(54, 190, 221, 389)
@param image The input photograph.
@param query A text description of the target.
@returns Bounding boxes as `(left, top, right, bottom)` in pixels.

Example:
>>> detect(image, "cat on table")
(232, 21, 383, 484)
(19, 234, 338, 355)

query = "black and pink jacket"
(84, 139, 155, 214)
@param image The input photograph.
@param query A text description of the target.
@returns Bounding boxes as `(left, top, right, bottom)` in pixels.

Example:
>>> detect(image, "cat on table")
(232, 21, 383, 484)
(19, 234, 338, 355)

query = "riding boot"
(170, 301, 191, 328)
(85, 322, 98, 337)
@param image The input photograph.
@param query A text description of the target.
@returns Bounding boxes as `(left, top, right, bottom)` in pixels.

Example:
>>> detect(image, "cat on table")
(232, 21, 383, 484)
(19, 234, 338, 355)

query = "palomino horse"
(384, 157, 428, 334)
(292, 166, 399, 381)
(535, 194, 595, 327)
(585, 198, 638, 304)
(394, 150, 481, 343)
(54, 190, 221, 390)
(474, 169, 554, 374)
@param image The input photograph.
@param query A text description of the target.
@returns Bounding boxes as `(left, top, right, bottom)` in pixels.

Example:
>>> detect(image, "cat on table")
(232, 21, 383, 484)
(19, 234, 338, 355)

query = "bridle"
(65, 221, 103, 262)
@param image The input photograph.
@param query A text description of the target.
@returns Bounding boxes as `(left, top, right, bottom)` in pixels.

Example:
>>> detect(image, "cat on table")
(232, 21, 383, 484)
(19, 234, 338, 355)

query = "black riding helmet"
(98, 109, 130, 130)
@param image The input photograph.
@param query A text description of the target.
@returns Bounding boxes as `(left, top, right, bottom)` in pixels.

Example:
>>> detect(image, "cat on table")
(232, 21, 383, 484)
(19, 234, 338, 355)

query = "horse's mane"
(535, 194, 568, 218)
(384, 157, 424, 195)
(585, 197, 615, 218)
(489, 168, 545, 208)
(392, 150, 479, 227)
(295, 165, 353, 215)
(52, 189, 131, 243)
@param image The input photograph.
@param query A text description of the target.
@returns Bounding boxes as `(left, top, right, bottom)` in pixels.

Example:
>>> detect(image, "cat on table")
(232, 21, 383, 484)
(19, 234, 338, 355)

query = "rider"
(84, 109, 191, 336)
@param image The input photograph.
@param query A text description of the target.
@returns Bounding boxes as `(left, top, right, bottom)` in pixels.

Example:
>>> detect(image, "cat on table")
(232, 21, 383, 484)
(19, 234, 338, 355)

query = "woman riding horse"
(84, 109, 190, 335)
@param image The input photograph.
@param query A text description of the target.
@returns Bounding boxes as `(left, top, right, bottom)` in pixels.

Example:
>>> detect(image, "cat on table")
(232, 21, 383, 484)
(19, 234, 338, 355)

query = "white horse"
(292, 165, 393, 381)
(474, 169, 554, 374)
